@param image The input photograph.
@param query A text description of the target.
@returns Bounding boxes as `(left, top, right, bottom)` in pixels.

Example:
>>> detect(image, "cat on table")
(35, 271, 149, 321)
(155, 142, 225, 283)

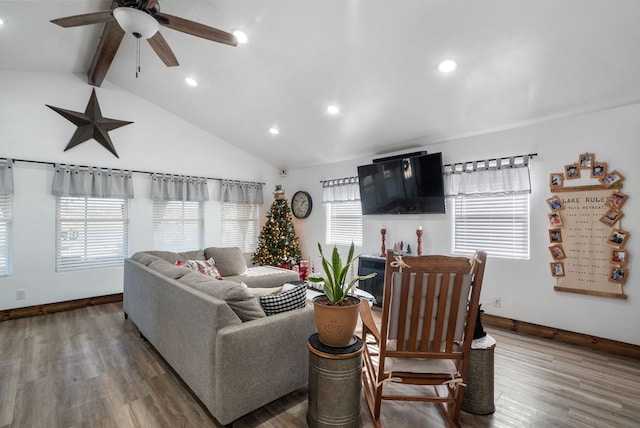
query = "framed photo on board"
(549, 173, 564, 188)
(579, 153, 594, 169)
(549, 245, 566, 260)
(607, 229, 629, 246)
(599, 209, 624, 227)
(550, 262, 565, 277)
(608, 267, 627, 285)
(546, 196, 564, 211)
(548, 212, 563, 227)
(605, 191, 628, 210)
(549, 228, 563, 243)
(564, 163, 580, 179)
(591, 162, 607, 178)
(600, 170, 625, 188)
(610, 248, 628, 266)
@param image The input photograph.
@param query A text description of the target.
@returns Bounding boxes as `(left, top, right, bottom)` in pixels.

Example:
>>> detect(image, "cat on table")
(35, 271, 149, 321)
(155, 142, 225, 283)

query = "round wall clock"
(291, 191, 313, 219)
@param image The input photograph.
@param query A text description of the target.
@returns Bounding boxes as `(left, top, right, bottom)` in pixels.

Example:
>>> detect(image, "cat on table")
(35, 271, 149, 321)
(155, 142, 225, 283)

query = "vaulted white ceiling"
(2, 0, 640, 169)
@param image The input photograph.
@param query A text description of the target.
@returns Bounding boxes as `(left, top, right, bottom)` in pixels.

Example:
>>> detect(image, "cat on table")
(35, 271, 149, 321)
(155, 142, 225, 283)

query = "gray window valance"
(219, 180, 263, 204)
(151, 173, 209, 202)
(51, 164, 134, 199)
(444, 155, 531, 197)
(321, 176, 360, 203)
(0, 159, 14, 194)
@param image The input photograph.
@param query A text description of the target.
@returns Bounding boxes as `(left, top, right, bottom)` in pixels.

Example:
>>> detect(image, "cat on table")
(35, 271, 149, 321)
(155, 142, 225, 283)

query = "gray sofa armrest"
(213, 306, 316, 425)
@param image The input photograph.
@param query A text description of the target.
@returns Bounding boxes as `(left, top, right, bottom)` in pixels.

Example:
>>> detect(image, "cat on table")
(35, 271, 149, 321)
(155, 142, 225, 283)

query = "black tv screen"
(357, 152, 445, 215)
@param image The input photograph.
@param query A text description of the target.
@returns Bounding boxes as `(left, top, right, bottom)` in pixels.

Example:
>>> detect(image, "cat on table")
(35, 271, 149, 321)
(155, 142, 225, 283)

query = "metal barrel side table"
(307, 333, 363, 428)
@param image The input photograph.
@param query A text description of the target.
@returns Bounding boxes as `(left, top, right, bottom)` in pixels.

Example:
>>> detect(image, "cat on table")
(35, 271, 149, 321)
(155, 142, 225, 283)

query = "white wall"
(0, 71, 281, 310)
(284, 103, 640, 346)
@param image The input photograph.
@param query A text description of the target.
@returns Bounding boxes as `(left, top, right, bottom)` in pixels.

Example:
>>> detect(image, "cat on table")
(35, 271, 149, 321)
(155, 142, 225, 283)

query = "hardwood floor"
(1, 302, 639, 428)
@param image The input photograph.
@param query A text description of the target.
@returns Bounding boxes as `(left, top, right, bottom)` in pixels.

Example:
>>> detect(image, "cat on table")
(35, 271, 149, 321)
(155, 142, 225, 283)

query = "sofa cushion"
(243, 284, 283, 297)
(225, 266, 300, 289)
(131, 252, 160, 266)
(177, 258, 223, 280)
(144, 250, 181, 264)
(148, 259, 192, 279)
(205, 247, 247, 276)
(259, 284, 307, 316)
(178, 272, 266, 321)
(178, 249, 206, 262)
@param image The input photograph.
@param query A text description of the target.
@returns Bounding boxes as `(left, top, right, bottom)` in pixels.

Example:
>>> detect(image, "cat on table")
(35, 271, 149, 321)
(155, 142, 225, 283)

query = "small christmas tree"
(252, 186, 302, 268)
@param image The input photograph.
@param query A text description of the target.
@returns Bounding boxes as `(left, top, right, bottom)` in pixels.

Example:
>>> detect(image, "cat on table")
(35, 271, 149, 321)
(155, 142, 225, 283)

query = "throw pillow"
(259, 284, 307, 316)
(176, 258, 223, 280)
(204, 247, 248, 276)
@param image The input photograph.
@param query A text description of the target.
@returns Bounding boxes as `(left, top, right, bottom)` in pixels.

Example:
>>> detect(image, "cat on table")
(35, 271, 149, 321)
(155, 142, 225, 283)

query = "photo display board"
(547, 154, 628, 299)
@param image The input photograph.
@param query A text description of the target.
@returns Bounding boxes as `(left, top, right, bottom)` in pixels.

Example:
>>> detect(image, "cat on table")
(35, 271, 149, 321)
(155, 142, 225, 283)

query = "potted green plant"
(308, 242, 376, 347)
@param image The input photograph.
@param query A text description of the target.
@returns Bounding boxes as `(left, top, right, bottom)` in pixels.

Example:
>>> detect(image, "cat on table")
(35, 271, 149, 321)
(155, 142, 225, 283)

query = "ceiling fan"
(51, 0, 237, 87)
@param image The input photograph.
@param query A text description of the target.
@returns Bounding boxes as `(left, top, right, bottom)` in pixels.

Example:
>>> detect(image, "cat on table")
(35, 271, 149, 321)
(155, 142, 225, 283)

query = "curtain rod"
(443, 152, 537, 168)
(3, 157, 266, 186)
(319, 176, 358, 184)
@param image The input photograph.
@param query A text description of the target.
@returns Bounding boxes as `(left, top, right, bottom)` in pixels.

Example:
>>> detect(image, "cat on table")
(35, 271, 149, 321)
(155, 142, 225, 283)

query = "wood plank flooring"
(1, 302, 639, 428)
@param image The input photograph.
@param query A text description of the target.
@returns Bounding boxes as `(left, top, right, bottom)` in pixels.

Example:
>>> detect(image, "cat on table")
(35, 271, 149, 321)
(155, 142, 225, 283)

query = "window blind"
(326, 201, 363, 247)
(221, 203, 259, 253)
(452, 194, 529, 259)
(56, 197, 128, 271)
(152, 200, 204, 252)
(0, 194, 12, 276)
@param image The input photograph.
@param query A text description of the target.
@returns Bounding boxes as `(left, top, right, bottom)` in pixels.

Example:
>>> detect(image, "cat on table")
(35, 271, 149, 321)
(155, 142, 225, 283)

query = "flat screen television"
(357, 152, 445, 215)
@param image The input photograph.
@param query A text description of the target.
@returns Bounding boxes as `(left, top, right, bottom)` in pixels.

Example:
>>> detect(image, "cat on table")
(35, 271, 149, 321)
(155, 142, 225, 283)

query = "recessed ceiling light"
(185, 77, 198, 86)
(269, 127, 279, 135)
(233, 31, 248, 44)
(0, 18, 4, 25)
(326, 105, 340, 115)
(438, 60, 457, 73)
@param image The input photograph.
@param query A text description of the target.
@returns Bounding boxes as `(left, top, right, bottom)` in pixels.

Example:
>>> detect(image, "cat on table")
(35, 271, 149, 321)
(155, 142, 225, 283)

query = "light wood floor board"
(1, 303, 639, 428)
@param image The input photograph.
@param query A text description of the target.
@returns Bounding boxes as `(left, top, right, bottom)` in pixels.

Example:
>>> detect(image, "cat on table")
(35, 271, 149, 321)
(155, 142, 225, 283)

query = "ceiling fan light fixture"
(233, 30, 248, 44)
(113, 7, 159, 39)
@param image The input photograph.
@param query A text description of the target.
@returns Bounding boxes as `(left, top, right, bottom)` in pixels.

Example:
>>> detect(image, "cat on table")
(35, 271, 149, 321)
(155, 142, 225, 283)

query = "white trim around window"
(56, 197, 129, 271)
(326, 201, 363, 247)
(0, 193, 12, 276)
(221, 202, 259, 253)
(152, 200, 204, 252)
(452, 194, 530, 260)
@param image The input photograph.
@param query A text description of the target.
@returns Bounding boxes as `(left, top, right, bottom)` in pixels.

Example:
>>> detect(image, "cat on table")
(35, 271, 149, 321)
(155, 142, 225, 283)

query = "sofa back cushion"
(142, 249, 206, 264)
(148, 259, 192, 279)
(205, 247, 248, 276)
(178, 272, 266, 322)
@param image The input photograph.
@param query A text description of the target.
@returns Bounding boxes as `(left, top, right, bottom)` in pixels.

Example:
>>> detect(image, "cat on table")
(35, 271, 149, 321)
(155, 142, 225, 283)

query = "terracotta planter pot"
(312, 295, 361, 347)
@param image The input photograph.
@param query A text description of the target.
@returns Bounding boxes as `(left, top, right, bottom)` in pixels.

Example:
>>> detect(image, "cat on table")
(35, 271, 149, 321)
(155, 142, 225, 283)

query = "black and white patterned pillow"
(259, 284, 307, 316)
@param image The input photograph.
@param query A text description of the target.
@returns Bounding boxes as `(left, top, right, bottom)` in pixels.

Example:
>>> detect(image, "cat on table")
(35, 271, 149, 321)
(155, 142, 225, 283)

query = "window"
(452, 194, 530, 259)
(221, 203, 259, 253)
(0, 193, 12, 276)
(153, 200, 204, 252)
(326, 201, 363, 247)
(56, 197, 128, 271)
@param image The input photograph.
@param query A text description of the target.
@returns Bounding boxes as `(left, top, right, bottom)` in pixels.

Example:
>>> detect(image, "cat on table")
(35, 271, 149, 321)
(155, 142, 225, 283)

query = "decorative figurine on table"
(380, 228, 387, 257)
(406, 244, 412, 254)
(417, 226, 423, 256)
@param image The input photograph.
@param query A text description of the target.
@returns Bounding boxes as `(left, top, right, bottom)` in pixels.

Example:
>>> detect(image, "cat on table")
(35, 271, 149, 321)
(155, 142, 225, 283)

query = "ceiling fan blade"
(147, 32, 179, 67)
(155, 13, 238, 47)
(51, 11, 114, 28)
(87, 20, 126, 87)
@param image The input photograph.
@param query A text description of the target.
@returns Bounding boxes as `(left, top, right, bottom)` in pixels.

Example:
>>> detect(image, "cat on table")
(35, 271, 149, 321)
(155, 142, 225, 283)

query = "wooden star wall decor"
(46, 89, 133, 158)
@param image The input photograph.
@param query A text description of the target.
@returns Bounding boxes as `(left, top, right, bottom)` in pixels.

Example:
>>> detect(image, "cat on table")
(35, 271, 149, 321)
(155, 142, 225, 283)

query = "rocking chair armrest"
(359, 300, 381, 343)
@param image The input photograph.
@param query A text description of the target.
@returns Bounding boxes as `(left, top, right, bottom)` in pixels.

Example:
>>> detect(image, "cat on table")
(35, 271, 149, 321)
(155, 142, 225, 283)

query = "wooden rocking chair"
(359, 249, 487, 427)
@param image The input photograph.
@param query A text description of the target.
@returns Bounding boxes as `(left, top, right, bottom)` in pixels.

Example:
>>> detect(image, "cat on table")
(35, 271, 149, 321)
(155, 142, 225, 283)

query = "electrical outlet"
(495, 297, 502, 308)
(16, 289, 26, 300)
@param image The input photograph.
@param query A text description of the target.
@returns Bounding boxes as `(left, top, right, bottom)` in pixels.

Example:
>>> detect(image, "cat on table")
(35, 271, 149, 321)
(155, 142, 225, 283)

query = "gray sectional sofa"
(123, 247, 316, 426)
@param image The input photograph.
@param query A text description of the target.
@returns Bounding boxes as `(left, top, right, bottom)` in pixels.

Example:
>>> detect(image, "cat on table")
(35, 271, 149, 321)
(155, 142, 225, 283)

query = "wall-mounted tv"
(357, 152, 445, 215)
